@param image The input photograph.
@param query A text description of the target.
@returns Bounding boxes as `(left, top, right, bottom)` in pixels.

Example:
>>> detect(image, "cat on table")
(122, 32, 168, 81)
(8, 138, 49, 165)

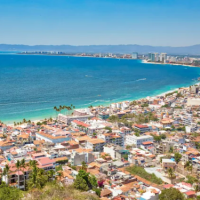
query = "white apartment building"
(110, 101, 129, 110)
(58, 113, 94, 124)
(98, 133, 124, 147)
(186, 123, 198, 133)
(125, 135, 153, 147)
(187, 98, 200, 106)
(182, 114, 192, 126)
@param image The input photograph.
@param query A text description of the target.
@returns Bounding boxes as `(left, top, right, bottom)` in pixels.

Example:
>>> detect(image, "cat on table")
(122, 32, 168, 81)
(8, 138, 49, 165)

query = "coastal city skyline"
(0, 0, 200, 46)
(1, 1, 200, 200)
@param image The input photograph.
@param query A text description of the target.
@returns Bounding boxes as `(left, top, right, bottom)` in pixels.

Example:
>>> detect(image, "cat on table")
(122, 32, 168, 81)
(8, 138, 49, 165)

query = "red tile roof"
(72, 120, 90, 128)
(135, 124, 148, 128)
(142, 141, 153, 145)
(185, 191, 196, 196)
(163, 184, 174, 189)
(37, 157, 55, 166)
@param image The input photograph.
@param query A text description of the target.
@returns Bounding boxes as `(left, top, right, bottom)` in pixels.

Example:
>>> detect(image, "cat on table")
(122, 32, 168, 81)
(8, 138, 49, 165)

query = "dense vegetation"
(0, 160, 100, 200)
(0, 182, 22, 200)
(24, 182, 99, 200)
(159, 188, 185, 200)
(151, 134, 166, 142)
(126, 165, 163, 185)
(73, 169, 101, 196)
(108, 112, 158, 128)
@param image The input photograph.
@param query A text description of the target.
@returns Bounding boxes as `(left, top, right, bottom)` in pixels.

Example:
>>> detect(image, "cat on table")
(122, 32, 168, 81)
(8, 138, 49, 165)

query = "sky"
(0, 0, 200, 46)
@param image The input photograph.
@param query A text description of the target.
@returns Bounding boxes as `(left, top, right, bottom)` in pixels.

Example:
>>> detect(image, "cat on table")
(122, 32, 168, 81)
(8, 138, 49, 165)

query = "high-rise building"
(155, 53, 159, 62)
(148, 53, 155, 62)
(132, 52, 138, 59)
(160, 53, 167, 62)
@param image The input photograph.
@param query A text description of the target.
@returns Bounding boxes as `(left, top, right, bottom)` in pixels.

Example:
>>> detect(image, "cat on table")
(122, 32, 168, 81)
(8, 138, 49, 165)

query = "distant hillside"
(0, 44, 200, 54)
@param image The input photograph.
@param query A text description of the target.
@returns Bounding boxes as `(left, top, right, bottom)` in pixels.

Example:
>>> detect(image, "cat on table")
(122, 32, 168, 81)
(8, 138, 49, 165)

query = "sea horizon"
(0, 52, 200, 124)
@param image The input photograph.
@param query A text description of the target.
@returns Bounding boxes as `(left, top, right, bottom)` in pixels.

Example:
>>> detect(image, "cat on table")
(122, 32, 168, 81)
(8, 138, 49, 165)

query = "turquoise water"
(0, 52, 200, 124)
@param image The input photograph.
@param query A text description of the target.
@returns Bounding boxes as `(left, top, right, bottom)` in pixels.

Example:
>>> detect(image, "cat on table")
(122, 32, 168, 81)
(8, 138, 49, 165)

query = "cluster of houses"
(1, 84, 200, 199)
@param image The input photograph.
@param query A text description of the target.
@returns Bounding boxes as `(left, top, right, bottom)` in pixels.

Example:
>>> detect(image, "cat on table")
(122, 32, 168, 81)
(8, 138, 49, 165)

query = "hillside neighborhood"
(1, 84, 200, 199)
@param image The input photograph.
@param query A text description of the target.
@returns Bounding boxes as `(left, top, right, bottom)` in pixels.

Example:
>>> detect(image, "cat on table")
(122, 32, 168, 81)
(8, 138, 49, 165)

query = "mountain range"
(0, 44, 200, 55)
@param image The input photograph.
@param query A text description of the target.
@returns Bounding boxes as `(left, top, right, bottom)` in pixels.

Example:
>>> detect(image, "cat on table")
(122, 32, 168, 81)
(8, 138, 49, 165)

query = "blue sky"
(0, 0, 199, 46)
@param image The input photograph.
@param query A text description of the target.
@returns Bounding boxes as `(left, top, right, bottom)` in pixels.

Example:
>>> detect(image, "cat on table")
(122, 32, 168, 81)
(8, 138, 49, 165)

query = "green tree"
(153, 135, 162, 143)
(0, 182, 22, 200)
(134, 132, 140, 137)
(105, 126, 112, 133)
(88, 175, 98, 189)
(174, 152, 182, 164)
(81, 161, 87, 171)
(74, 170, 98, 192)
(167, 168, 175, 183)
(187, 164, 193, 173)
(108, 115, 119, 123)
(29, 160, 38, 169)
(169, 146, 174, 153)
(74, 176, 89, 191)
(20, 158, 26, 190)
(195, 142, 200, 149)
(55, 165, 63, 172)
(195, 184, 200, 192)
(186, 175, 198, 185)
(93, 132, 97, 136)
(160, 134, 166, 139)
(184, 161, 191, 168)
(2, 164, 10, 185)
(159, 188, 185, 200)
(28, 163, 48, 190)
(47, 170, 55, 181)
(130, 100, 137, 106)
(15, 160, 21, 188)
(93, 188, 101, 197)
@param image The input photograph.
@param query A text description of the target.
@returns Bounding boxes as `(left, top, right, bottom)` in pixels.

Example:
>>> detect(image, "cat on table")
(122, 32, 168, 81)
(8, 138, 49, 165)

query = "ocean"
(0, 52, 200, 124)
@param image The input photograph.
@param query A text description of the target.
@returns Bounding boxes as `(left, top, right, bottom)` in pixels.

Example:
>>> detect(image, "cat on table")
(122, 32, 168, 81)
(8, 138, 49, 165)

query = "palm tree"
(59, 105, 63, 113)
(28, 164, 47, 190)
(184, 161, 190, 168)
(2, 164, 10, 185)
(167, 168, 175, 184)
(63, 105, 67, 115)
(29, 160, 38, 169)
(187, 164, 193, 174)
(184, 161, 193, 174)
(28, 164, 38, 189)
(68, 106, 72, 114)
(15, 160, 21, 188)
(20, 159, 26, 190)
(57, 171, 63, 181)
(81, 161, 87, 171)
(195, 184, 200, 192)
(47, 170, 55, 181)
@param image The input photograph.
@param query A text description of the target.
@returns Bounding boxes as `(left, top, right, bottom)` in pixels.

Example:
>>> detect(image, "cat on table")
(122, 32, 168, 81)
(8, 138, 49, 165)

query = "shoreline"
(16, 53, 199, 67)
(141, 59, 195, 67)
(1, 56, 199, 125)
(5, 81, 198, 126)
(17, 53, 139, 61)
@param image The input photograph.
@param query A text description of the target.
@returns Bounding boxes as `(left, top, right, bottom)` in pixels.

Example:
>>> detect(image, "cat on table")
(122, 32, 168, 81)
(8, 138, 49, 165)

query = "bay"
(0, 53, 199, 123)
